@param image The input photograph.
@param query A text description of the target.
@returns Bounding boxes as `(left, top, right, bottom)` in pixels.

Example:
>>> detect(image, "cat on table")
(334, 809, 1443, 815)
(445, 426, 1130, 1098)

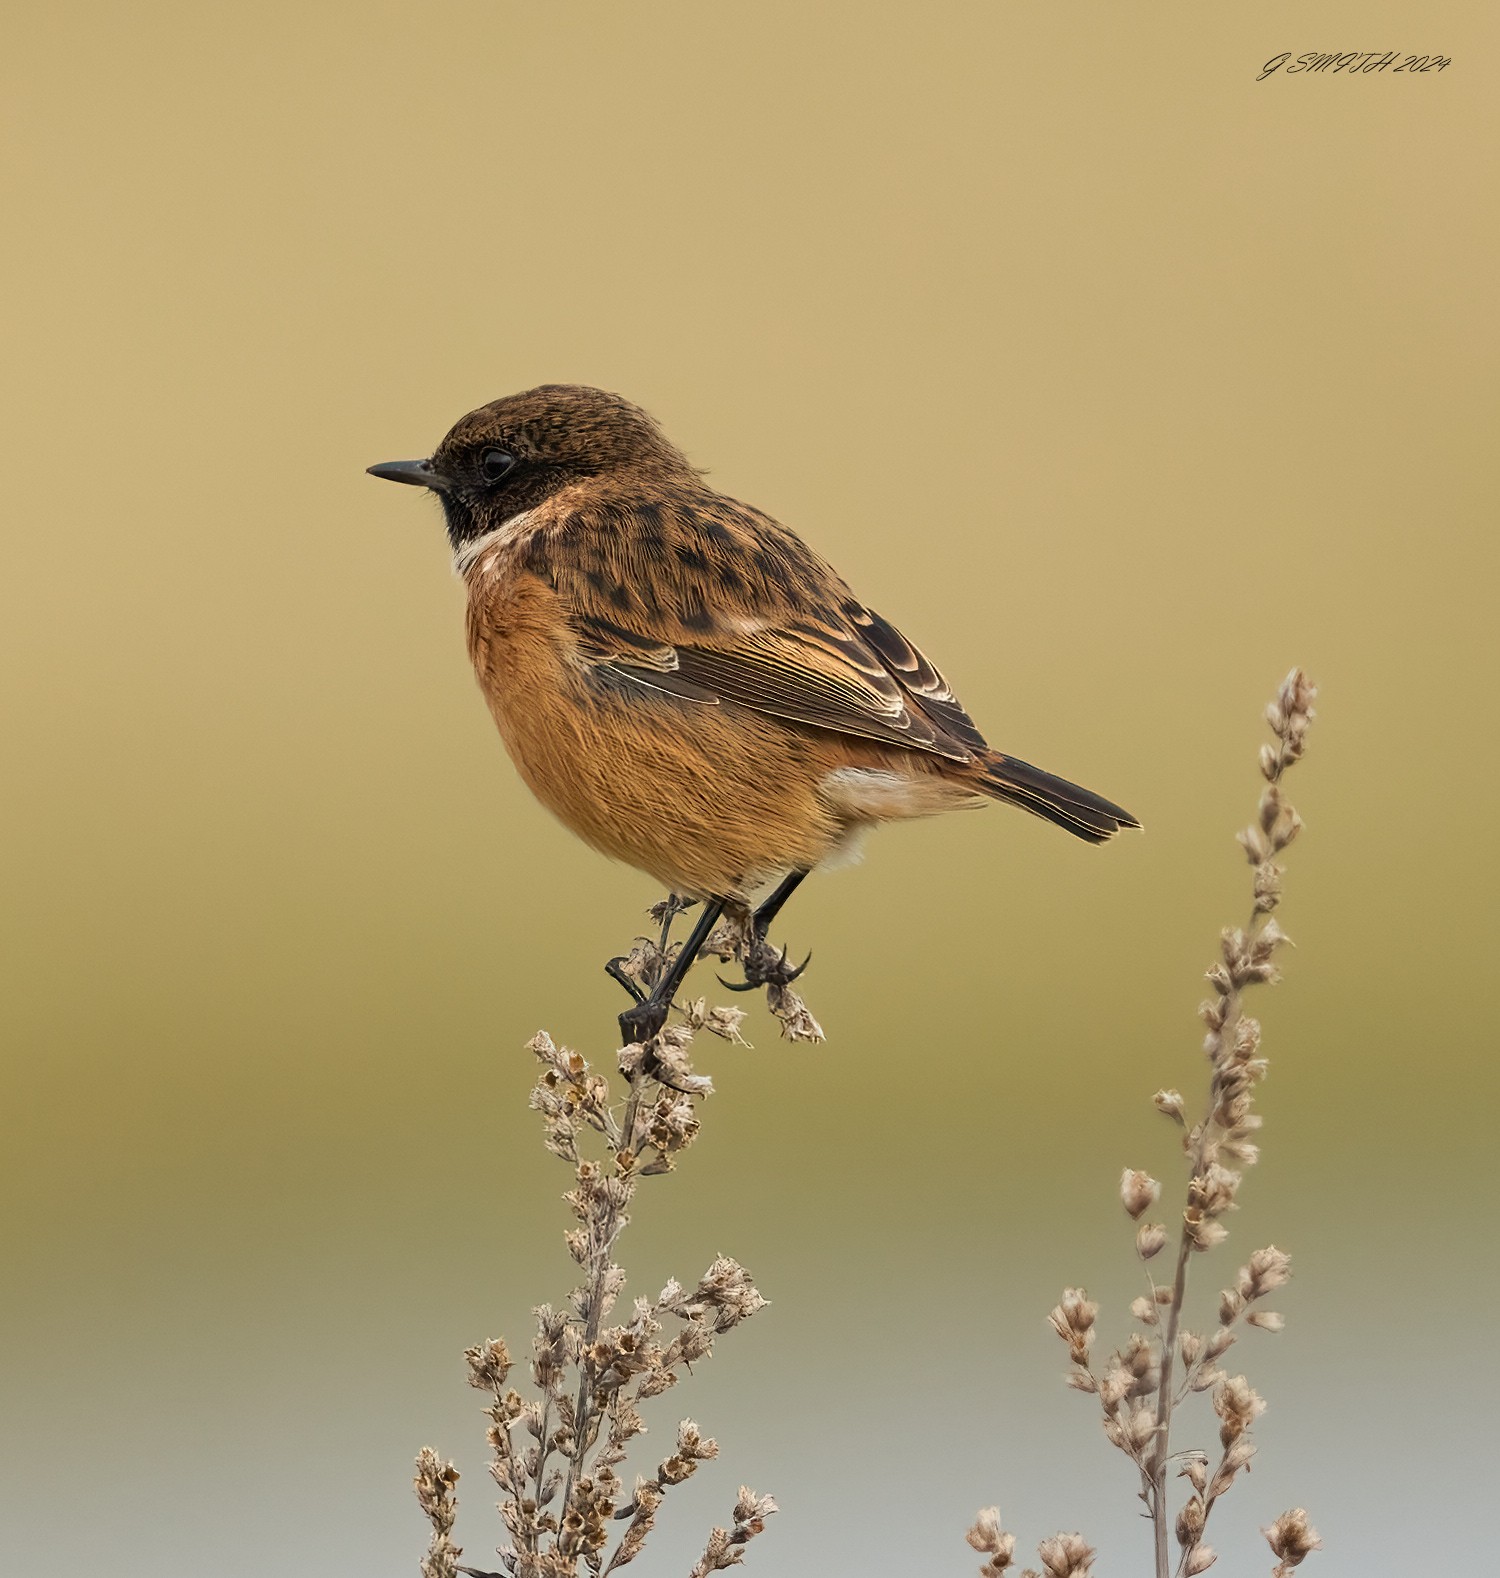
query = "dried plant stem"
(413, 910, 790, 1578)
(1146, 670, 1317, 1577)
(977, 669, 1322, 1578)
(560, 1082, 644, 1515)
(1149, 936, 1247, 1578)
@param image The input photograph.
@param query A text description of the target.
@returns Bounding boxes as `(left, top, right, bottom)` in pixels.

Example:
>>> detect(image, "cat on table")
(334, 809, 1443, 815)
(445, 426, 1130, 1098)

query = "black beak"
(367, 458, 450, 492)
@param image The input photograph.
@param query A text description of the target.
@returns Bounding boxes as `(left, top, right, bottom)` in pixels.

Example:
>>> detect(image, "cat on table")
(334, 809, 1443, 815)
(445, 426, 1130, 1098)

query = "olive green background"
(3, 3, 1495, 1574)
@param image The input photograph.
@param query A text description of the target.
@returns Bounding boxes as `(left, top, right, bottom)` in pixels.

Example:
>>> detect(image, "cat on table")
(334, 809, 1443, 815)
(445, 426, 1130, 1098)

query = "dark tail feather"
(978, 752, 1141, 844)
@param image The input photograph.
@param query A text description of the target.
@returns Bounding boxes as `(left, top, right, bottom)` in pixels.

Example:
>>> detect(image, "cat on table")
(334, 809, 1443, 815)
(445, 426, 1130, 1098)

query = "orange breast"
(463, 550, 851, 898)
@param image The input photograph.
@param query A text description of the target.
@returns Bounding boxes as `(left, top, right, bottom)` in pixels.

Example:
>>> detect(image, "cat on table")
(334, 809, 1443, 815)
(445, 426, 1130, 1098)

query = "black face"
(418, 432, 559, 552)
(365, 433, 552, 551)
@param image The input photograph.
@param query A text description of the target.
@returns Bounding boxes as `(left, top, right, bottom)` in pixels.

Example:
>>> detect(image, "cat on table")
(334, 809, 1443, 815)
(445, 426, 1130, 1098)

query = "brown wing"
(552, 491, 991, 763)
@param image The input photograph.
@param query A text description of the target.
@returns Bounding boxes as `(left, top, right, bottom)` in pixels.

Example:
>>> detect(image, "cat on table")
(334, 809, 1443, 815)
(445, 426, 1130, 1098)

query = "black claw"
(782, 949, 812, 985)
(612, 895, 729, 1051)
(605, 956, 647, 1004)
(718, 942, 813, 993)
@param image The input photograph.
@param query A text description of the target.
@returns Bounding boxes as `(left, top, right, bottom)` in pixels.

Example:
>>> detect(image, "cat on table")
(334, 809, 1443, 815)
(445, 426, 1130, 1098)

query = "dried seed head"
(1125, 1405, 1157, 1451)
(1238, 823, 1271, 864)
(1247, 1310, 1285, 1333)
(1190, 1163, 1242, 1219)
(1048, 1289, 1099, 1364)
(1258, 785, 1283, 834)
(1218, 1134, 1261, 1165)
(414, 1447, 462, 1578)
(1136, 1222, 1168, 1260)
(1271, 806, 1304, 851)
(1035, 1532, 1096, 1578)
(679, 998, 750, 1043)
(1212, 1437, 1257, 1491)
(1184, 1544, 1217, 1575)
(734, 1486, 776, 1522)
(1098, 1364, 1130, 1408)
(1185, 1216, 1229, 1253)
(1213, 1374, 1267, 1445)
(414, 1447, 459, 1525)
(1120, 1332, 1157, 1386)
(1176, 1495, 1206, 1546)
(1253, 862, 1284, 912)
(966, 1507, 1017, 1574)
(464, 1337, 513, 1392)
(1153, 1089, 1186, 1122)
(1205, 1327, 1237, 1360)
(731, 1486, 778, 1540)
(1240, 1245, 1293, 1300)
(1120, 1169, 1160, 1219)
(1179, 1454, 1208, 1494)
(1130, 1296, 1158, 1326)
(1278, 668, 1317, 720)
(1263, 1507, 1322, 1572)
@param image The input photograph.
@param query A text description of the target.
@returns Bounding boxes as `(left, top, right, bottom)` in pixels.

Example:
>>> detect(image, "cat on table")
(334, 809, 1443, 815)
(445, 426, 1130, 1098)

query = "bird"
(369, 384, 1138, 1045)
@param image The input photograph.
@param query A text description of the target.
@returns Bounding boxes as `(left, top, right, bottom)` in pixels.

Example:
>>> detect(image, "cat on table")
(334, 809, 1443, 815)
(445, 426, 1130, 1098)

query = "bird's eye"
(480, 447, 517, 483)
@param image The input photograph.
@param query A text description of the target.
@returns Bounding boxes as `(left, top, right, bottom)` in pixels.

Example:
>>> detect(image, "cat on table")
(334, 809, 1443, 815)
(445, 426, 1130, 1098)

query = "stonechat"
(370, 385, 1138, 1043)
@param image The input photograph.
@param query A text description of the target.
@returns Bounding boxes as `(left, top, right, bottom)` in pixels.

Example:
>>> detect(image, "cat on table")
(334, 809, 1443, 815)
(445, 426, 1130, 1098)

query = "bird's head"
(368, 384, 691, 553)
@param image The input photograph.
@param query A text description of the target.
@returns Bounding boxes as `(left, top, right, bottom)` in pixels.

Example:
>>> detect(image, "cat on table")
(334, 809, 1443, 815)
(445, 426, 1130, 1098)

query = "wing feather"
(547, 493, 990, 762)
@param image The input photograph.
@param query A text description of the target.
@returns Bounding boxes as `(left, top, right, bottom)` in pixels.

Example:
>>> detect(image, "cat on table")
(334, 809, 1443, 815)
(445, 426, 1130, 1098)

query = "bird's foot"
(618, 995, 671, 1048)
(717, 934, 811, 993)
(616, 1004, 704, 1094)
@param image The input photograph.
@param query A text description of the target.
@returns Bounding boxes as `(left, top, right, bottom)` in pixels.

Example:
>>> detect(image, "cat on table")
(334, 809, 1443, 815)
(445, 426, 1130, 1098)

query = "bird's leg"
(719, 869, 812, 992)
(618, 896, 727, 1047)
(650, 892, 696, 953)
(605, 894, 697, 1005)
(753, 869, 808, 936)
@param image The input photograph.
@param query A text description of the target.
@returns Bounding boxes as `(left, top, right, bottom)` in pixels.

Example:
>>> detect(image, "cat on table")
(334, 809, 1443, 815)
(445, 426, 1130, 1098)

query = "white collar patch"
(453, 509, 534, 577)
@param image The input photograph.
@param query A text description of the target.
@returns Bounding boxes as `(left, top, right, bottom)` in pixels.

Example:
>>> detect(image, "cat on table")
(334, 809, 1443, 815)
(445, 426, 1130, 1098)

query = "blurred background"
(3, 3, 1496, 1573)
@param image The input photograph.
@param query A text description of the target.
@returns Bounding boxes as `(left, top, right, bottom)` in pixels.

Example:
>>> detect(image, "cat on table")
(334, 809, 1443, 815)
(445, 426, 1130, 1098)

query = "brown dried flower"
(1035, 1532, 1096, 1578)
(1136, 1222, 1167, 1260)
(464, 1337, 513, 1393)
(1048, 1288, 1099, 1366)
(1239, 1245, 1293, 1300)
(413, 1448, 461, 1578)
(1212, 1374, 1266, 1446)
(967, 1507, 1018, 1577)
(1120, 1168, 1161, 1219)
(1176, 1493, 1205, 1546)
(1264, 1507, 1322, 1575)
(686, 1484, 778, 1576)
(1153, 1089, 1186, 1123)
